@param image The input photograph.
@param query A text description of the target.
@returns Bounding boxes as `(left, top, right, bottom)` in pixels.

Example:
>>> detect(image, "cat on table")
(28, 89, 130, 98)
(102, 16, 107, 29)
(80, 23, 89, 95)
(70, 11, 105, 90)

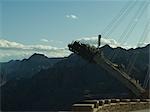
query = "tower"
(98, 35, 101, 49)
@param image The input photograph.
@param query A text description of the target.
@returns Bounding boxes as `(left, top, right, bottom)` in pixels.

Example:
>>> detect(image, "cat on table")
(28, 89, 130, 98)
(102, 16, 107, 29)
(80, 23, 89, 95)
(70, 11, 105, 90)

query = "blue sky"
(0, 0, 150, 62)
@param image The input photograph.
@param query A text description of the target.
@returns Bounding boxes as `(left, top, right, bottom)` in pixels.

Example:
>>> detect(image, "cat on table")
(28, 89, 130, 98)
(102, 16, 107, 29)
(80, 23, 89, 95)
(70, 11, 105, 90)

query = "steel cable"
(103, 1, 138, 39)
(110, 1, 148, 61)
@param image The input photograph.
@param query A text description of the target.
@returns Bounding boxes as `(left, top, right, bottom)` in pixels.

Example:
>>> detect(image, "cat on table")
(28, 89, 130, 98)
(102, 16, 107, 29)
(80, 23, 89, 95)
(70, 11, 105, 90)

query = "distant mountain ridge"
(0, 53, 63, 85)
(1, 44, 150, 111)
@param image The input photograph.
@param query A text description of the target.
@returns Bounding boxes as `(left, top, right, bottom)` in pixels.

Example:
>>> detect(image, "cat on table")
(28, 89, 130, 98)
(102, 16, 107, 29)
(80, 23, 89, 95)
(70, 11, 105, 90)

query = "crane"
(68, 35, 148, 98)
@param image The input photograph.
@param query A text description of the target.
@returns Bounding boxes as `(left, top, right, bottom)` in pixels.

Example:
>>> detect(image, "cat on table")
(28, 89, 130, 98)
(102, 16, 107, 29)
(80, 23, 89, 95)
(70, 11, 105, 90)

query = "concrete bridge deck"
(72, 99, 150, 112)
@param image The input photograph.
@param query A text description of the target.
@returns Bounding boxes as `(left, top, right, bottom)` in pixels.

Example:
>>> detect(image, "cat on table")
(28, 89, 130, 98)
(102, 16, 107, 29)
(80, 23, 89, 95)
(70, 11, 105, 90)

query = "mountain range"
(1, 44, 149, 111)
(0, 53, 63, 85)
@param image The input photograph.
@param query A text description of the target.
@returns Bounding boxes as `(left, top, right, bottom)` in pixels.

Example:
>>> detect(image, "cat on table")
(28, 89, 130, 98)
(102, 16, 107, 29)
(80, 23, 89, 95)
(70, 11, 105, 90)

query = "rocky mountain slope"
(0, 53, 63, 85)
(1, 44, 149, 111)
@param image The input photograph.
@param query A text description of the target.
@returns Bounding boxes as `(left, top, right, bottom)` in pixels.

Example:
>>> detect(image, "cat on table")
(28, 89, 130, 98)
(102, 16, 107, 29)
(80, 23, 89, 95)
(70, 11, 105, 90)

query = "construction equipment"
(68, 35, 148, 98)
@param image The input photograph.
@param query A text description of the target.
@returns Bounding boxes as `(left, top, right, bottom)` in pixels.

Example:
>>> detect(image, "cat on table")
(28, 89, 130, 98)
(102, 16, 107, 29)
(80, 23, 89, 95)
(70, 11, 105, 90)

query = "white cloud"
(49, 40, 63, 44)
(40, 38, 49, 42)
(0, 39, 63, 51)
(66, 14, 78, 19)
(0, 39, 71, 62)
(0, 37, 149, 62)
(0, 39, 25, 49)
(77, 36, 120, 48)
(76, 36, 150, 49)
(40, 39, 63, 44)
(137, 42, 150, 47)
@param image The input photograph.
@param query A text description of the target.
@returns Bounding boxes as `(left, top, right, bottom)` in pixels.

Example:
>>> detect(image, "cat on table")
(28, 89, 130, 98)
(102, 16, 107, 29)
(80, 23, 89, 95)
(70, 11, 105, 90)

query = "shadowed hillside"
(1, 44, 149, 111)
(0, 53, 63, 85)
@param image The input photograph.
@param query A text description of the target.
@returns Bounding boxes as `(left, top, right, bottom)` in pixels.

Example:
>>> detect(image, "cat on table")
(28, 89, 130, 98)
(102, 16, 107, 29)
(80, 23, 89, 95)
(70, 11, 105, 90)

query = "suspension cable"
(110, 1, 148, 61)
(121, 3, 148, 44)
(143, 66, 150, 89)
(137, 19, 150, 45)
(101, 1, 132, 36)
(103, 1, 138, 39)
(123, 3, 149, 74)
(127, 19, 150, 72)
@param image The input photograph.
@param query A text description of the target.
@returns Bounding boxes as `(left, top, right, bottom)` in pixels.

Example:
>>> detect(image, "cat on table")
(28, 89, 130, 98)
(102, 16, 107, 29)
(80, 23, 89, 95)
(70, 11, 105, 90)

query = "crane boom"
(68, 41, 146, 98)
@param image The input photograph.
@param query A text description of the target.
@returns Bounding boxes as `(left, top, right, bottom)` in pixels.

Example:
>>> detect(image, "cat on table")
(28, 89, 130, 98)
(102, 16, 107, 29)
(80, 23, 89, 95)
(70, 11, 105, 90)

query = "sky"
(0, 0, 150, 62)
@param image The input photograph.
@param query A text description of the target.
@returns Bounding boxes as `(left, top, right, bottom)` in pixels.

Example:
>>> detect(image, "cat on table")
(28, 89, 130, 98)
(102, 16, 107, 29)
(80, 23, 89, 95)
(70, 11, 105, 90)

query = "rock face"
(1, 44, 149, 111)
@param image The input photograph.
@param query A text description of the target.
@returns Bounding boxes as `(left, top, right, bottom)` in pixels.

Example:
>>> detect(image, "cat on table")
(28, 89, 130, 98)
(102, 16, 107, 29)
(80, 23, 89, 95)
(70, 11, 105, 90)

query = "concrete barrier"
(99, 100, 105, 106)
(72, 99, 150, 112)
(111, 99, 120, 103)
(72, 104, 94, 112)
(140, 99, 150, 102)
(80, 100, 99, 108)
(120, 99, 130, 102)
(104, 99, 111, 104)
(130, 99, 140, 102)
(140, 99, 148, 102)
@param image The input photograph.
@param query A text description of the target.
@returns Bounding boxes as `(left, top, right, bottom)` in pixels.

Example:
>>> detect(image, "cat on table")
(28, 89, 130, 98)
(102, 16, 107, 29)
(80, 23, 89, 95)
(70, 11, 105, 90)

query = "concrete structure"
(72, 104, 95, 112)
(77, 100, 99, 108)
(68, 36, 149, 111)
(98, 35, 101, 48)
(72, 99, 150, 112)
(68, 40, 147, 98)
